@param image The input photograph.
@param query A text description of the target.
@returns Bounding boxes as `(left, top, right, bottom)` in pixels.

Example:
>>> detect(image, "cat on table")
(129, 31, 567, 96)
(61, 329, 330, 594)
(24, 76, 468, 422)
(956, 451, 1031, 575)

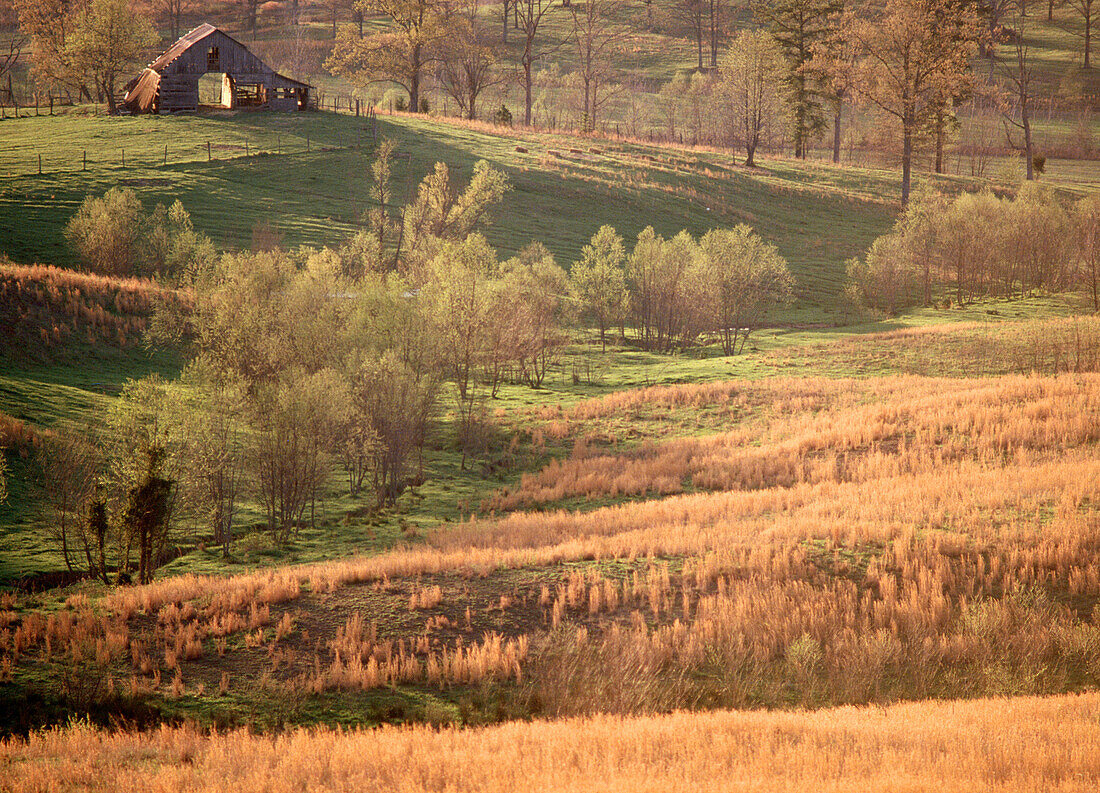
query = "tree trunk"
(410, 44, 422, 112)
(832, 101, 842, 164)
(524, 62, 533, 126)
(935, 113, 945, 174)
(1087, 0, 1093, 69)
(1023, 97, 1034, 179)
(901, 119, 913, 206)
(745, 137, 756, 167)
(502, 0, 509, 42)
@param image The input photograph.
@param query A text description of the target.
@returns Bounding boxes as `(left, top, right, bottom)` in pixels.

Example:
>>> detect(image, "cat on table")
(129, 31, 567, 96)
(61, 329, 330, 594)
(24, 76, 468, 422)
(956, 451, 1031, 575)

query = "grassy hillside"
(0, 109, 909, 318)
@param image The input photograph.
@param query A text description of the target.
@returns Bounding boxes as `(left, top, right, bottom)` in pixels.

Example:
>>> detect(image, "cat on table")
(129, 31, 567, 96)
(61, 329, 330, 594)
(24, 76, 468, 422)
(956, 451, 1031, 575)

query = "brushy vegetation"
(0, 261, 183, 364)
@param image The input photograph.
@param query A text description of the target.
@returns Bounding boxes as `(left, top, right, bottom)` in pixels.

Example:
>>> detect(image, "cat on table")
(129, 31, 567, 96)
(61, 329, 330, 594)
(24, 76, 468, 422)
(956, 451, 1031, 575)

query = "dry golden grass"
(3, 693, 1100, 792)
(0, 261, 184, 358)
(491, 373, 1100, 509)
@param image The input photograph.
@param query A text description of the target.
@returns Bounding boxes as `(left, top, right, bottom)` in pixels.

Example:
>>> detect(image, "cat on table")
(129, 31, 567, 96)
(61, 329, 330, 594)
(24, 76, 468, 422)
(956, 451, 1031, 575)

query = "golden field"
(2, 693, 1100, 792)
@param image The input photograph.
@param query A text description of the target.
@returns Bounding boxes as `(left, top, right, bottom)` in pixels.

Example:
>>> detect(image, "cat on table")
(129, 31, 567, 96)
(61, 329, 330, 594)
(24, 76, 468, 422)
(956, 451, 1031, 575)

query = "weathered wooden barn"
(123, 24, 311, 114)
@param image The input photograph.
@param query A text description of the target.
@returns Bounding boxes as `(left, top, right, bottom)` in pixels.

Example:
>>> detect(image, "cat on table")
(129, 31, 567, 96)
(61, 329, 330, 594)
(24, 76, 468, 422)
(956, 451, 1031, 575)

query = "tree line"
(6, 0, 1081, 200)
(40, 150, 792, 583)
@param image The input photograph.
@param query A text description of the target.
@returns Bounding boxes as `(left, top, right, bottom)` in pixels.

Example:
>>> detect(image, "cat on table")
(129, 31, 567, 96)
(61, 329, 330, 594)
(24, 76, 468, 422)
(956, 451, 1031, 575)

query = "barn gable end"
(123, 24, 312, 115)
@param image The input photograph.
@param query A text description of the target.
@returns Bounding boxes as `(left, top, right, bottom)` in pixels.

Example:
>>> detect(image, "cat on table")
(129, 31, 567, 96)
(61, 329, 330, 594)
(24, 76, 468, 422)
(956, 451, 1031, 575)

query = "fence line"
(0, 106, 379, 178)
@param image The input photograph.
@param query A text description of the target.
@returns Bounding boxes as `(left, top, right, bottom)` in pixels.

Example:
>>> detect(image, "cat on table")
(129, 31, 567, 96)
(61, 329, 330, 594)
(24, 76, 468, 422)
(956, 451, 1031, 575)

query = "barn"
(123, 24, 312, 114)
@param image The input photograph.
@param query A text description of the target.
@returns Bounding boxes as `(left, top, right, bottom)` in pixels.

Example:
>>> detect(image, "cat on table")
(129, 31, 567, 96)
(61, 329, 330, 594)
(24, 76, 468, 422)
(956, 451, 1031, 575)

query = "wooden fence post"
(207, 141, 212, 161)
(38, 153, 41, 174)
(83, 150, 86, 171)
(163, 144, 167, 165)
(306, 134, 310, 153)
(121, 148, 125, 167)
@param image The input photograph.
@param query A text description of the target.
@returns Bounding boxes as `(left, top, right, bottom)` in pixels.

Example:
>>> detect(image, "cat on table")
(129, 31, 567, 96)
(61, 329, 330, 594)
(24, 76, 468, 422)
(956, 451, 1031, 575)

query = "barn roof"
(143, 23, 309, 87)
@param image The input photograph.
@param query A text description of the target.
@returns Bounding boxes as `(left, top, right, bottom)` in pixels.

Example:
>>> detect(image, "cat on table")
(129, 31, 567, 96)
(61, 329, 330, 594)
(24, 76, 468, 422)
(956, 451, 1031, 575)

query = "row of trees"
(326, 0, 1039, 203)
(846, 184, 1100, 312)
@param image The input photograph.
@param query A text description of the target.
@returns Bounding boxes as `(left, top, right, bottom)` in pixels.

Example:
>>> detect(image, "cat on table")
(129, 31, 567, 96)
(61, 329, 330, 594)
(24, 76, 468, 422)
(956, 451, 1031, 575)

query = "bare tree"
(1065, 0, 1099, 67)
(157, 0, 186, 41)
(568, 0, 625, 130)
(438, 0, 501, 119)
(997, 0, 1037, 179)
(515, 0, 564, 126)
(668, 0, 707, 69)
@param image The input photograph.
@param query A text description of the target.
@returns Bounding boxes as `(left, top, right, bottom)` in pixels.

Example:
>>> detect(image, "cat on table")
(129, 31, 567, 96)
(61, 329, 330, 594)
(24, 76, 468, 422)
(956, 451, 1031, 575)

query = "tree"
(326, 0, 452, 113)
(65, 187, 152, 275)
(845, 0, 981, 204)
(175, 365, 246, 559)
(15, 0, 91, 99)
(107, 375, 179, 584)
(668, 0, 707, 70)
(437, 0, 500, 119)
(399, 159, 510, 266)
(515, 0, 563, 126)
(1075, 195, 1100, 312)
(720, 29, 786, 166)
(844, 233, 921, 314)
(344, 350, 437, 504)
(253, 369, 350, 542)
(37, 431, 98, 574)
(501, 242, 569, 387)
(156, 0, 187, 42)
(996, 0, 1037, 180)
(810, 13, 858, 163)
(421, 233, 499, 460)
(567, 0, 625, 130)
(66, 0, 158, 113)
(698, 226, 794, 354)
(756, 0, 842, 159)
(570, 224, 628, 350)
(66, 189, 211, 277)
(1065, 0, 1099, 67)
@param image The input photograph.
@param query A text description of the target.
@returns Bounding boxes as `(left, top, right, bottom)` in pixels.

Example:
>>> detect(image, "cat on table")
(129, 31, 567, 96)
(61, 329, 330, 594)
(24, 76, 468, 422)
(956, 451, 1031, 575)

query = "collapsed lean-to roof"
(123, 24, 309, 114)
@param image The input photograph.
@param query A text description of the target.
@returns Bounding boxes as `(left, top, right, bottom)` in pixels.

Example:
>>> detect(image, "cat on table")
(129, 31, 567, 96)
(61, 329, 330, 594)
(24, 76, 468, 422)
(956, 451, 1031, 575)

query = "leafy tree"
(399, 159, 510, 267)
(502, 241, 569, 386)
(65, 187, 151, 275)
(844, 233, 920, 315)
(699, 226, 793, 354)
(107, 375, 179, 583)
(571, 224, 628, 350)
(16, 0, 91, 99)
(326, 0, 452, 113)
(720, 30, 786, 166)
(66, 0, 157, 113)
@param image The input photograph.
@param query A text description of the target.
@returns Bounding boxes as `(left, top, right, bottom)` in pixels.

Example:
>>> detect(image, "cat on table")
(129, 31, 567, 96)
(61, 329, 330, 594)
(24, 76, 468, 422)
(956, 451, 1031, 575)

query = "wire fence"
(0, 101, 379, 177)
